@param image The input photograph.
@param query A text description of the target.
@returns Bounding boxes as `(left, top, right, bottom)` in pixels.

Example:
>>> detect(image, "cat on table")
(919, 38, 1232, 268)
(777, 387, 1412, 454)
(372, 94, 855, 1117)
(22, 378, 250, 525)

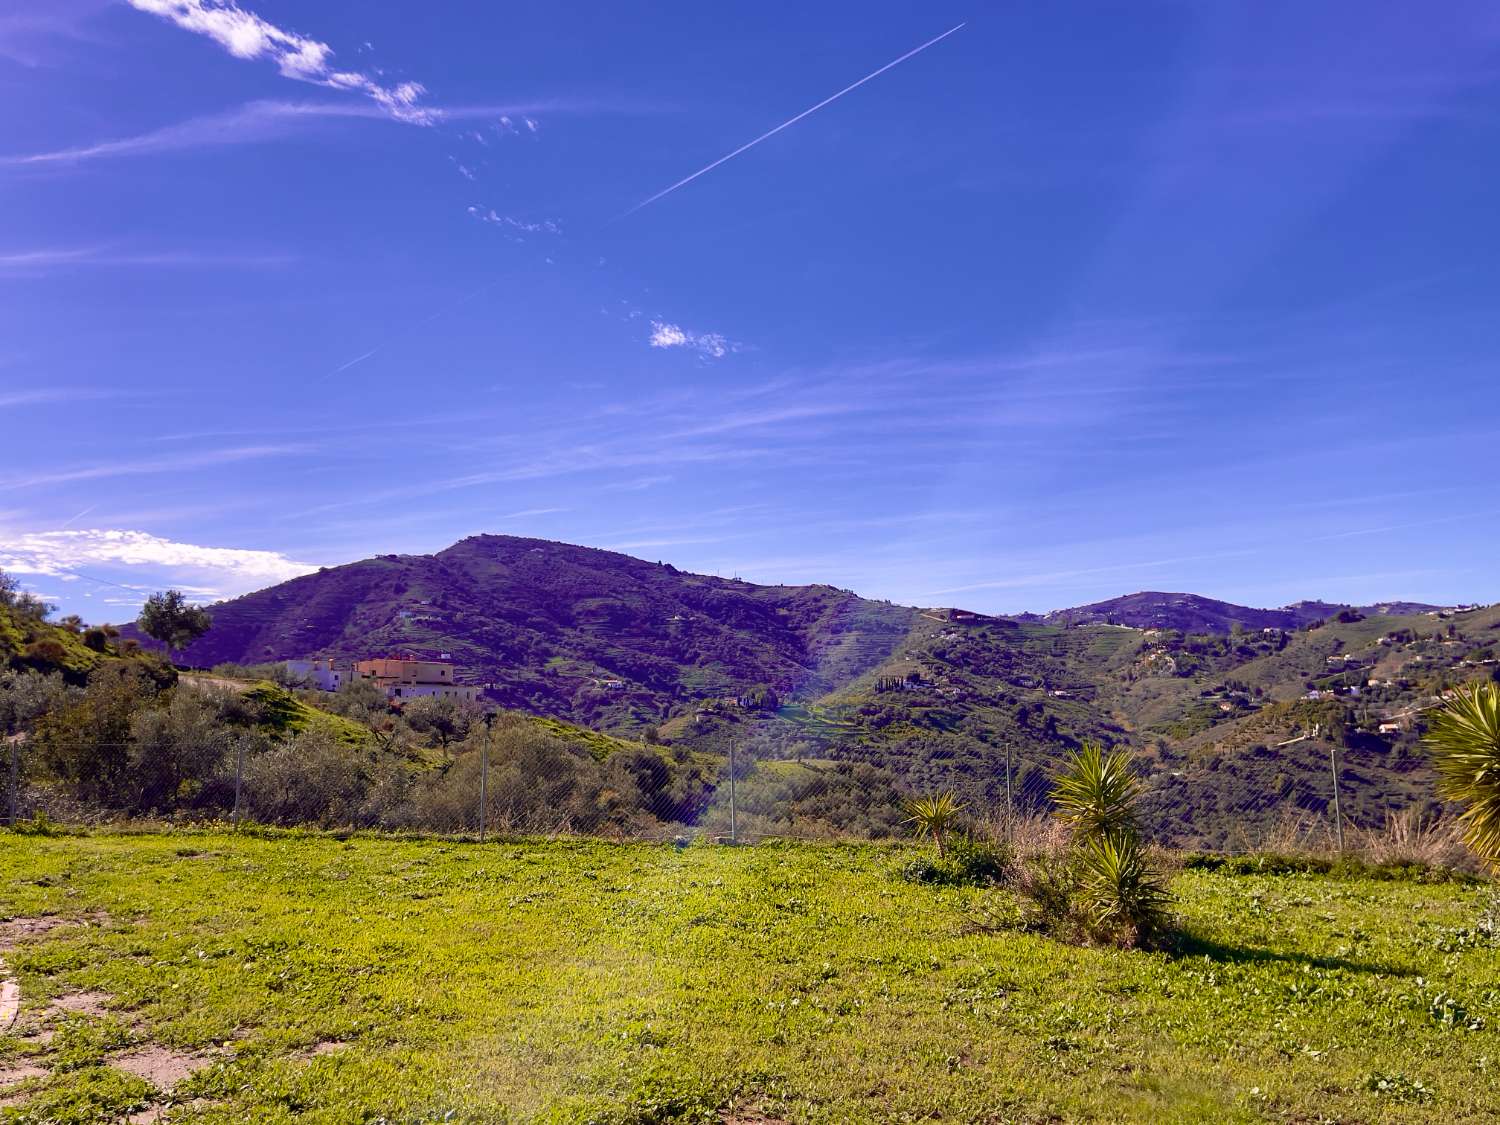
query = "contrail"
(327, 347, 380, 377)
(309, 281, 498, 385)
(620, 22, 966, 219)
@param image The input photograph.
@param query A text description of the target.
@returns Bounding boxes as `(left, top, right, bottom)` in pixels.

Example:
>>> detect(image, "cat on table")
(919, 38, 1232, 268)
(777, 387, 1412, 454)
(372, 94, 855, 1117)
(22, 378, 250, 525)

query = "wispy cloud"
(0, 388, 128, 409)
(125, 0, 432, 123)
(1, 98, 657, 168)
(603, 475, 672, 492)
(0, 98, 558, 167)
(0, 245, 294, 274)
(503, 507, 568, 519)
(648, 320, 737, 359)
(0, 528, 317, 600)
(0, 2, 109, 69)
(0, 445, 307, 492)
(467, 207, 561, 239)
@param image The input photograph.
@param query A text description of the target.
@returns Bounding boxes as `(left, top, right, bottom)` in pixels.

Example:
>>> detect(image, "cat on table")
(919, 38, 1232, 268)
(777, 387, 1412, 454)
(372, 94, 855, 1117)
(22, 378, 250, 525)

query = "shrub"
(1073, 832, 1171, 947)
(1423, 682, 1500, 871)
(900, 836, 1012, 887)
(241, 727, 371, 827)
(904, 790, 964, 858)
(1052, 741, 1139, 840)
(1015, 743, 1175, 949)
(82, 627, 109, 652)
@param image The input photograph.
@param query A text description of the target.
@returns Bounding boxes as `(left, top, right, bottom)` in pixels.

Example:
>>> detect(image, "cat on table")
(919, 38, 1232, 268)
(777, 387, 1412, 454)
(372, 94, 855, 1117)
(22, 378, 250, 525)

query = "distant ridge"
(1036, 591, 1444, 632)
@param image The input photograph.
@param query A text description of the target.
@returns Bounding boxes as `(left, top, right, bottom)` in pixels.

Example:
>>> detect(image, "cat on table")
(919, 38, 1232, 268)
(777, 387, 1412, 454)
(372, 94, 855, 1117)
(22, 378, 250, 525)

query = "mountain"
(111, 535, 1498, 847)
(126, 535, 916, 729)
(1039, 591, 1443, 632)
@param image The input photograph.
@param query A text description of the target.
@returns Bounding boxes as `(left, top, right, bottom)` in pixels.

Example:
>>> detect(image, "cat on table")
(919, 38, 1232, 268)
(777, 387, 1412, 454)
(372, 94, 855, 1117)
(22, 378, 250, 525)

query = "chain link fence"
(4, 719, 1456, 864)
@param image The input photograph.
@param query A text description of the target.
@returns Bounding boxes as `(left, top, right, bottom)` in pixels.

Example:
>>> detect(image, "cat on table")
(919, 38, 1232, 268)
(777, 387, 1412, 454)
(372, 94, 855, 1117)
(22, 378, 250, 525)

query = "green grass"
(526, 715, 642, 761)
(1, 832, 1497, 1123)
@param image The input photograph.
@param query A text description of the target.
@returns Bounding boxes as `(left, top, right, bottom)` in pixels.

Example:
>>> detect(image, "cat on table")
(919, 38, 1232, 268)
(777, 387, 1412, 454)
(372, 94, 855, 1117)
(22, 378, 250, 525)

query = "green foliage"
(1040, 742, 1173, 948)
(899, 835, 1011, 886)
(903, 790, 964, 857)
(1181, 852, 1480, 883)
(1051, 741, 1139, 840)
(1424, 682, 1500, 870)
(1073, 831, 1171, 945)
(136, 588, 212, 661)
(32, 663, 158, 805)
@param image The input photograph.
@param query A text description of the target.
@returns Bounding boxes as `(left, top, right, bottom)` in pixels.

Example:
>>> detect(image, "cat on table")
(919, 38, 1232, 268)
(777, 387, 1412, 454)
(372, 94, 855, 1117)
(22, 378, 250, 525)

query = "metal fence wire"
(3, 722, 1450, 858)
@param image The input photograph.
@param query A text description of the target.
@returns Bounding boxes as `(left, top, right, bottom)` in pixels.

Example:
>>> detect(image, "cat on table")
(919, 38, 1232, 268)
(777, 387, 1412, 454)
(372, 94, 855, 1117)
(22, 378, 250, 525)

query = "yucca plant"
(1074, 831, 1172, 946)
(1423, 682, 1500, 871)
(1051, 741, 1140, 841)
(904, 791, 964, 858)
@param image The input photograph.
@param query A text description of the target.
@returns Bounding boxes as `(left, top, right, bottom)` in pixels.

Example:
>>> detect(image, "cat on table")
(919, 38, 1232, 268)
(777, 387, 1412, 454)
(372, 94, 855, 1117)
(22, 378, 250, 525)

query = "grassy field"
(1, 832, 1497, 1124)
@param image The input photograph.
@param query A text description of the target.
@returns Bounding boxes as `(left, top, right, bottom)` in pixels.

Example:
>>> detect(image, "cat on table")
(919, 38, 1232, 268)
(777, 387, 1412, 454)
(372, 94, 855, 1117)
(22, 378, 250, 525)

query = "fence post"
(7, 740, 17, 827)
(1329, 745, 1345, 853)
(480, 712, 495, 843)
(1004, 744, 1013, 820)
(232, 738, 244, 828)
(729, 743, 737, 845)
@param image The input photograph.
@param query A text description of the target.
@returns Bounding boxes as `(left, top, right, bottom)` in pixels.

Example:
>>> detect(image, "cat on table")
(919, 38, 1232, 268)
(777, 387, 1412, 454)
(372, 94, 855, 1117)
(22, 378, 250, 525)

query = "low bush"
(1181, 851, 1483, 883)
(899, 836, 1011, 887)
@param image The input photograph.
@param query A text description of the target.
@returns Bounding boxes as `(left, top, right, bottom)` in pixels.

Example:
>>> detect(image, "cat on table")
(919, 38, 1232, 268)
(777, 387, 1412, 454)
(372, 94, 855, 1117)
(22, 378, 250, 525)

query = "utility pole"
(232, 738, 244, 828)
(1329, 744, 1345, 853)
(480, 712, 495, 843)
(729, 742, 737, 845)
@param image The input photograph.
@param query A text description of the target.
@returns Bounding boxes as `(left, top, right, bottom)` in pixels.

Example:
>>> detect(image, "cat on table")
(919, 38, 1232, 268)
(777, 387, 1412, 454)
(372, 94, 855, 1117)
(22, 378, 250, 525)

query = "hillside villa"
(286, 656, 480, 702)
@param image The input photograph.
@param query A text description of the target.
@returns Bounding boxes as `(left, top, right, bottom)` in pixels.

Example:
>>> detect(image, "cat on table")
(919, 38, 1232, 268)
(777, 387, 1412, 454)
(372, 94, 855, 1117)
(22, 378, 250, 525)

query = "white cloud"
(125, 0, 432, 123)
(0, 529, 318, 601)
(466, 207, 560, 239)
(648, 320, 735, 359)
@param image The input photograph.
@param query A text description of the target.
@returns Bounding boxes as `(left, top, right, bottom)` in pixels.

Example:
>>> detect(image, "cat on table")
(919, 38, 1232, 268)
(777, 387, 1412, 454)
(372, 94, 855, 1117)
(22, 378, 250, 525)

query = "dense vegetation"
(1, 832, 1497, 1123)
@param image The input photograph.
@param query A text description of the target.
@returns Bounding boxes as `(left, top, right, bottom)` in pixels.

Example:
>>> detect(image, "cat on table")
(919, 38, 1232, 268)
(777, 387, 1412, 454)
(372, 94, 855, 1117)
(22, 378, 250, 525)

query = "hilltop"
(1036, 591, 1443, 632)
(122, 535, 916, 730)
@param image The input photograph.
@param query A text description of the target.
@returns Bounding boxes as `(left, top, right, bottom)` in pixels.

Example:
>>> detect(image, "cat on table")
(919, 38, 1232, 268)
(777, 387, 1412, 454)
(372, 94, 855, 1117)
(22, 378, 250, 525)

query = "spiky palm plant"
(1051, 741, 1139, 841)
(904, 791, 964, 858)
(1074, 831, 1171, 945)
(1423, 682, 1500, 871)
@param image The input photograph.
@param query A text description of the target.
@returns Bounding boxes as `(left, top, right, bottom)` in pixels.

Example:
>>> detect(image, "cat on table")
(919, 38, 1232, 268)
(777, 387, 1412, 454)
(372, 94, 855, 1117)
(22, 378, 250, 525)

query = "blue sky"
(3, 0, 1499, 621)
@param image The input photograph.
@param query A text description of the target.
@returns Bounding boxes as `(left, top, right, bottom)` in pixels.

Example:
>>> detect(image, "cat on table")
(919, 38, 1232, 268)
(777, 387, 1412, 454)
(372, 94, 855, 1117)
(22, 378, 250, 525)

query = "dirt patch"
(50, 989, 113, 1018)
(0, 911, 109, 952)
(0, 1062, 48, 1090)
(125, 1097, 219, 1124)
(288, 1039, 350, 1061)
(0, 976, 18, 1032)
(112, 1046, 220, 1090)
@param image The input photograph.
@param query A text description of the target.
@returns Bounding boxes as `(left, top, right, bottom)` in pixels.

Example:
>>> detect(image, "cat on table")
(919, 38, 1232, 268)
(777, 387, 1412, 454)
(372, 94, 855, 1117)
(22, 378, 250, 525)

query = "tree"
(137, 590, 212, 665)
(33, 663, 154, 805)
(403, 694, 476, 752)
(1423, 682, 1500, 871)
(0, 568, 53, 622)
